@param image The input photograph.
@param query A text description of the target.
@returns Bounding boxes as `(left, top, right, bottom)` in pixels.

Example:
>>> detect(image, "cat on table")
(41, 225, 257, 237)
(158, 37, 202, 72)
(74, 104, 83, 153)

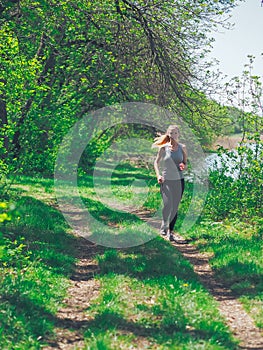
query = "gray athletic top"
(162, 144, 184, 180)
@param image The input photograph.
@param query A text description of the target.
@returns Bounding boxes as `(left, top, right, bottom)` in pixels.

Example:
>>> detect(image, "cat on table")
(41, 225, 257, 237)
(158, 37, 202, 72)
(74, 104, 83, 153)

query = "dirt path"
(142, 209, 263, 349)
(43, 238, 102, 350)
(168, 234, 263, 350)
(43, 208, 263, 350)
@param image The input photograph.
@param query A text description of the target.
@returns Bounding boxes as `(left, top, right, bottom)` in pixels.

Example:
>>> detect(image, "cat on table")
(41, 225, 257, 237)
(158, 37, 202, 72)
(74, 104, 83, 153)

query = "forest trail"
(43, 207, 263, 350)
(43, 237, 102, 350)
(136, 208, 263, 349)
(166, 235, 263, 349)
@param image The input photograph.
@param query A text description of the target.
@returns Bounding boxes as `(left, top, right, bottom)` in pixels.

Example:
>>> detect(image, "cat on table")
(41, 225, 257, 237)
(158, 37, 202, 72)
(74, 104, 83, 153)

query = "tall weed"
(205, 142, 263, 225)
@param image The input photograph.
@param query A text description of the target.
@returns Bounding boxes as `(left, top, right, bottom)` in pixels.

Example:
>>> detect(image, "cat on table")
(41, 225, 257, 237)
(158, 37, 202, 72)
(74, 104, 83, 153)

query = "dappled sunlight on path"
(137, 208, 263, 349)
(43, 204, 263, 349)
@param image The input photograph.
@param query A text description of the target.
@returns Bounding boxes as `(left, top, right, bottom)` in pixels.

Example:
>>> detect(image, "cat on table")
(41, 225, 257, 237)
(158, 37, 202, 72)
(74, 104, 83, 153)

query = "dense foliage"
(1, 2, 263, 348)
(0, 0, 240, 175)
(205, 142, 263, 223)
(205, 55, 263, 223)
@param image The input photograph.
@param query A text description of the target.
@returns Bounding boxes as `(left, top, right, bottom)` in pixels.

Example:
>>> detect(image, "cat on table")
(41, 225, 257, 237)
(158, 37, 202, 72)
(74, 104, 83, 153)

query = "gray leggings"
(160, 179, 185, 231)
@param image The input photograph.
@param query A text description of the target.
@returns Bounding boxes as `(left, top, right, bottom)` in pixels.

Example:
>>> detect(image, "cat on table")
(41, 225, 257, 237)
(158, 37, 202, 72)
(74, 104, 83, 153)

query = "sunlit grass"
(1, 178, 77, 349)
(83, 238, 238, 349)
(187, 220, 263, 329)
(4, 159, 263, 349)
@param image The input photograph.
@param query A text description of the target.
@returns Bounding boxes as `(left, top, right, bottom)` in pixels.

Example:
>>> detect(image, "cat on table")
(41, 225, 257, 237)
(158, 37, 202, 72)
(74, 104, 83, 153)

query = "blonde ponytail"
(152, 134, 170, 148)
(152, 125, 179, 148)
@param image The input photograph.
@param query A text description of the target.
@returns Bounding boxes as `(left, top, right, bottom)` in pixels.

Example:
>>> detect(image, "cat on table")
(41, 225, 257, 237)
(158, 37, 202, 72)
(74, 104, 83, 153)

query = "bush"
(205, 141, 263, 221)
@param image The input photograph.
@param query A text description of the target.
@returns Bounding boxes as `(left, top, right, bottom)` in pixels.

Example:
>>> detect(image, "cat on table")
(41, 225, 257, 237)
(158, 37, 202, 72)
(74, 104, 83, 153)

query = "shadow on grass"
(43, 305, 237, 349)
(83, 310, 236, 349)
(81, 196, 143, 226)
(8, 174, 55, 192)
(79, 162, 155, 187)
(201, 236, 263, 298)
(97, 239, 197, 281)
(82, 239, 238, 349)
(1, 173, 243, 349)
(1, 292, 61, 340)
(0, 195, 86, 348)
(5, 195, 78, 275)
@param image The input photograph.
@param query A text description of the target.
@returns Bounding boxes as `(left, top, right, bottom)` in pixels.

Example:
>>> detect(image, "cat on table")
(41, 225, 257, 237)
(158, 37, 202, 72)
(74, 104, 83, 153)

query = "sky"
(209, 0, 263, 80)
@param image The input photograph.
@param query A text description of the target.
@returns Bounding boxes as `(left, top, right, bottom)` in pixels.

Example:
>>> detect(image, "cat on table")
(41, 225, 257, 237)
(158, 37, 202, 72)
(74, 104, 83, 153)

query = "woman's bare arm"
(154, 147, 165, 183)
(180, 144, 188, 170)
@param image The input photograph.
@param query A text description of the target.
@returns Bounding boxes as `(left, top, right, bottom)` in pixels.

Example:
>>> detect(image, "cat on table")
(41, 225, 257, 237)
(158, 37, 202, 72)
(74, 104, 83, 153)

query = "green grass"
(186, 220, 263, 329)
(80, 160, 158, 211)
(77, 165, 159, 247)
(1, 177, 77, 349)
(2, 159, 263, 348)
(82, 239, 238, 349)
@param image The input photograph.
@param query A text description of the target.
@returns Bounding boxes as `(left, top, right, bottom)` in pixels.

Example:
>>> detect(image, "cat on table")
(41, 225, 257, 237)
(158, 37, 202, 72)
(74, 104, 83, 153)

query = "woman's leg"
(169, 179, 185, 231)
(160, 181, 173, 231)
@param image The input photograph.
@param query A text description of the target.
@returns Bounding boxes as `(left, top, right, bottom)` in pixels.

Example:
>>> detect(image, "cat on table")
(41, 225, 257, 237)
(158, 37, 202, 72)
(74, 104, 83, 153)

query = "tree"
(224, 55, 263, 141)
(0, 0, 241, 174)
(206, 56, 263, 220)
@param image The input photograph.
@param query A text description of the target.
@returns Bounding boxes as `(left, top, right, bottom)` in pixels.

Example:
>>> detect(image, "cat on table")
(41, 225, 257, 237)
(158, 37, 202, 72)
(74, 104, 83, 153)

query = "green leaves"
(206, 140, 263, 221)
(0, 0, 241, 175)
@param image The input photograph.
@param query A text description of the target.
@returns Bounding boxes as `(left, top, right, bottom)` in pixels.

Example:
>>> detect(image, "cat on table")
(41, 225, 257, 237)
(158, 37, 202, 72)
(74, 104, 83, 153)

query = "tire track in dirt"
(138, 208, 263, 350)
(170, 236, 263, 350)
(43, 238, 102, 350)
(44, 205, 263, 349)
